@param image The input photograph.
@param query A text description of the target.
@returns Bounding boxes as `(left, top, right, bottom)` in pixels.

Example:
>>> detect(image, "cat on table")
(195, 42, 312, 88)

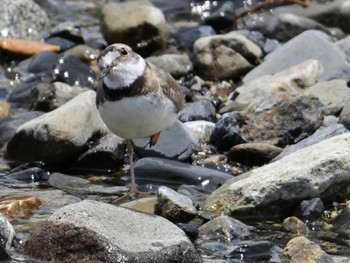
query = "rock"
(203, 1, 237, 33)
(146, 53, 193, 78)
(198, 215, 251, 242)
(275, 0, 350, 34)
(304, 79, 350, 115)
(209, 111, 246, 152)
(178, 100, 217, 123)
(339, 100, 350, 130)
(72, 134, 125, 173)
(0, 101, 10, 120)
(18, 200, 201, 263)
(30, 82, 89, 111)
(27, 51, 60, 73)
(243, 30, 350, 82)
(65, 44, 99, 63)
(294, 197, 324, 221)
(133, 157, 233, 191)
(53, 55, 97, 88)
(273, 124, 349, 161)
(282, 216, 307, 234)
(227, 142, 283, 166)
(202, 133, 350, 218)
(101, 1, 168, 56)
(0, 196, 41, 221)
(0, 213, 15, 251)
(248, 13, 332, 42)
(0, 245, 10, 261)
(222, 59, 322, 113)
(193, 33, 262, 81)
(184, 120, 215, 142)
(6, 91, 108, 165)
(0, 111, 44, 147)
(154, 186, 197, 223)
(331, 203, 350, 234)
(283, 236, 334, 263)
(0, 38, 60, 57)
(336, 35, 350, 61)
(0, 0, 48, 40)
(133, 120, 200, 161)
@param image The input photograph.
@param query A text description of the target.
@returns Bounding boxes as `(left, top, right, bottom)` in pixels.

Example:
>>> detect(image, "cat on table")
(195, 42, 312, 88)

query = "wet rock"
(0, 0, 48, 40)
(227, 142, 283, 166)
(0, 38, 59, 57)
(273, 124, 348, 161)
(101, 0, 168, 56)
(304, 79, 350, 115)
(146, 53, 193, 78)
(154, 186, 197, 223)
(248, 13, 331, 42)
(133, 157, 233, 191)
(43, 21, 85, 47)
(198, 215, 251, 242)
(194, 33, 262, 81)
(0, 213, 15, 251)
(331, 203, 350, 235)
(6, 90, 108, 165)
(202, 133, 350, 218)
(53, 55, 97, 87)
(294, 197, 324, 221)
(243, 30, 350, 82)
(46, 36, 76, 51)
(282, 216, 307, 234)
(7, 167, 50, 183)
(0, 101, 10, 120)
(30, 82, 89, 112)
(339, 100, 350, 130)
(283, 236, 334, 263)
(65, 44, 99, 63)
(209, 111, 246, 152)
(121, 196, 156, 214)
(184, 120, 215, 142)
(178, 100, 217, 123)
(27, 51, 60, 73)
(0, 245, 10, 261)
(18, 200, 201, 263)
(0, 196, 41, 221)
(133, 120, 200, 161)
(0, 111, 44, 147)
(203, 1, 237, 33)
(72, 134, 125, 173)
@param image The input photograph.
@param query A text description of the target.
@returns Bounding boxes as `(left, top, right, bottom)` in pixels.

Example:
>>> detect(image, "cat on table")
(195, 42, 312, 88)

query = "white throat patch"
(102, 53, 146, 89)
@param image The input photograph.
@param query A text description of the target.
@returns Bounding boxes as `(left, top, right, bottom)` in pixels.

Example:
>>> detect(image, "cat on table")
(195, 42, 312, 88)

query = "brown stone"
(0, 196, 41, 221)
(0, 101, 10, 120)
(0, 38, 60, 56)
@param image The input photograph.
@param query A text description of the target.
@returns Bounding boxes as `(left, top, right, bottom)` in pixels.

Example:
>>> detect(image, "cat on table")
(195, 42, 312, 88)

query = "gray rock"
(0, 0, 48, 40)
(202, 133, 350, 218)
(154, 186, 197, 223)
(339, 100, 350, 130)
(295, 197, 324, 221)
(336, 35, 350, 63)
(304, 79, 350, 115)
(0, 111, 44, 147)
(0, 213, 15, 251)
(273, 124, 348, 161)
(332, 203, 350, 235)
(72, 134, 125, 173)
(133, 157, 233, 191)
(248, 13, 332, 42)
(227, 142, 283, 166)
(30, 82, 89, 112)
(133, 120, 201, 161)
(100, 1, 168, 56)
(243, 30, 350, 82)
(193, 33, 262, 81)
(178, 100, 217, 123)
(6, 90, 108, 164)
(146, 54, 193, 78)
(198, 215, 251, 242)
(19, 200, 201, 263)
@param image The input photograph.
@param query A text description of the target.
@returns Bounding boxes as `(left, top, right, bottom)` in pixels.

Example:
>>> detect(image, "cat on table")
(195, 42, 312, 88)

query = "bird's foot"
(112, 188, 153, 204)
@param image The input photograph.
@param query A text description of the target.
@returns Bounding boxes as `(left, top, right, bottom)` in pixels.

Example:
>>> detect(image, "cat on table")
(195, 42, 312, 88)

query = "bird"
(96, 43, 184, 203)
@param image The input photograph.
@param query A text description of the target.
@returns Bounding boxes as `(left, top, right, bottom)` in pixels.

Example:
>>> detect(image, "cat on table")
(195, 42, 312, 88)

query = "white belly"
(98, 92, 177, 139)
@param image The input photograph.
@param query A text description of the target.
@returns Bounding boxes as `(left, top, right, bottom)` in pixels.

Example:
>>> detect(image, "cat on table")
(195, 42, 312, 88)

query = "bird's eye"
(120, 48, 128, 55)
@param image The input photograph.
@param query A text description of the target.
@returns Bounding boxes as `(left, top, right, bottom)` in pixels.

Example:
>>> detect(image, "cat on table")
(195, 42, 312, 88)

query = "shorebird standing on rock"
(96, 43, 184, 203)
